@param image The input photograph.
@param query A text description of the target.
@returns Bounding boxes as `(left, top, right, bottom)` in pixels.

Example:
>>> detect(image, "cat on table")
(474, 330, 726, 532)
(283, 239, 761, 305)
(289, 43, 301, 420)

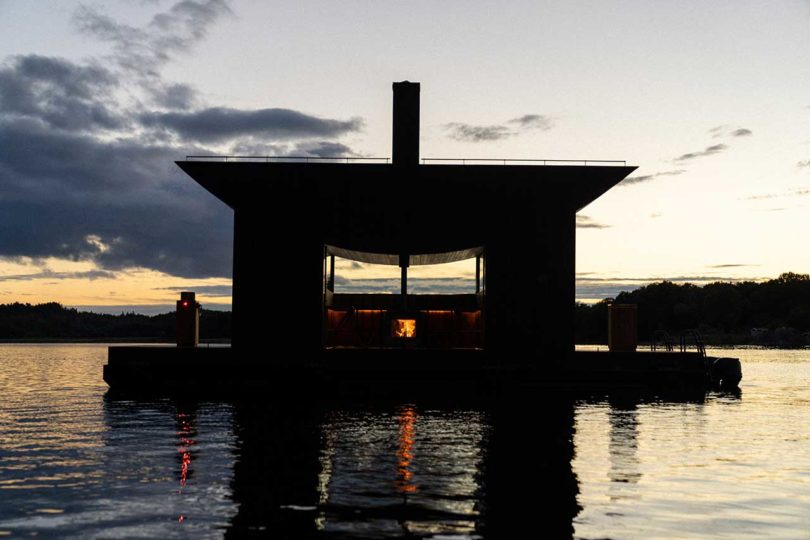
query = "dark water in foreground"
(0, 345, 808, 539)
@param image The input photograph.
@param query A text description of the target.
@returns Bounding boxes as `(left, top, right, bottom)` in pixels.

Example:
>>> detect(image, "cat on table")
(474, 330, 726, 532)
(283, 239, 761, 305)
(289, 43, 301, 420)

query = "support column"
(475, 254, 481, 293)
(327, 254, 335, 292)
(399, 253, 409, 309)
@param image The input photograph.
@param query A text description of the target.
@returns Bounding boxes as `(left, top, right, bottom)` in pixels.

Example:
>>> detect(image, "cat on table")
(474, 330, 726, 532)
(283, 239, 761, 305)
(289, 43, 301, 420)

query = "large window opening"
(323, 246, 485, 349)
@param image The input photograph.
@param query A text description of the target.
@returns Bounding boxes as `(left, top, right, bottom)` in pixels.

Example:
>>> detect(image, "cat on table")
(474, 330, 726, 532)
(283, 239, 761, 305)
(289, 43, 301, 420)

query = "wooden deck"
(104, 346, 730, 397)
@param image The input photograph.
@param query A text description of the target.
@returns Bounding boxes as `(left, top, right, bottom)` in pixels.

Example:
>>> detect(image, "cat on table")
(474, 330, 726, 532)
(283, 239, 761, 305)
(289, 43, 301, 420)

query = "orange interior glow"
(392, 319, 417, 338)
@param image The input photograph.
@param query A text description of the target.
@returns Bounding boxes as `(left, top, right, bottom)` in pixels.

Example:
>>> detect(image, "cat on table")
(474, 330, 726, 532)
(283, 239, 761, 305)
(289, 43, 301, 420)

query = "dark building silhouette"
(177, 82, 635, 364)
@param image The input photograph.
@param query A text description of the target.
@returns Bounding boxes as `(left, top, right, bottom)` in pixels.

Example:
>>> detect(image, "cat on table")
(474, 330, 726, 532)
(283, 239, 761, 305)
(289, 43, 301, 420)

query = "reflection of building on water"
(607, 399, 642, 501)
(224, 398, 580, 539)
(226, 400, 322, 539)
(100, 394, 582, 538)
(314, 404, 485, 537)
(101, 397, 237, 535)
(478, 397, 580, 538)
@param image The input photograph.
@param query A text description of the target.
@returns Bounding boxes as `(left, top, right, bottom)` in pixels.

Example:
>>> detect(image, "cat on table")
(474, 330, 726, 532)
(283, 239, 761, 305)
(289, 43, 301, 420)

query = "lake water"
(0, 344, 807, 539)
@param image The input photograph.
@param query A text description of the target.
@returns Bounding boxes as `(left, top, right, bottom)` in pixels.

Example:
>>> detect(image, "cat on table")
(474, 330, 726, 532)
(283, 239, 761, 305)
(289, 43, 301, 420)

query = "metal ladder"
(680, 329, 706, 357)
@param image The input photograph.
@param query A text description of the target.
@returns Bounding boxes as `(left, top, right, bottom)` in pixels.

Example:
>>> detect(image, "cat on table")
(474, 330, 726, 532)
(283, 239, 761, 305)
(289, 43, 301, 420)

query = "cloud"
(0, 55, 123, 132)
(706, 264, 758, 269)
(444, 113, 554, 142)
(227, 140, 358, 158)
(149, 82, 199, 110)
(73, 1, 233, 108)
(577, 275, 759, 283)
(295, 141, 358, 157)
(139, 108, 363, 143)
(709, 125, 753, 138)
(444, 122, 512, 142)
(576, 215, 610, 229)
(73, 1, 232, 77)
(742, 187, 810, 201)
(0, 3, 362, 281)
(159, 284, 232, 297)
(674, 144, 727, 162)
(508, 114, 553, 130)
(797, 160, 810, 168)
(619, 169, 685, 186)
(0, 117, 234, 277)
(336, 277, 475, 294)
(622, 174, 655, 185)
(0, 269, 116, 282)
(742, 193, 778, 201)
(575, 274, 766, 301)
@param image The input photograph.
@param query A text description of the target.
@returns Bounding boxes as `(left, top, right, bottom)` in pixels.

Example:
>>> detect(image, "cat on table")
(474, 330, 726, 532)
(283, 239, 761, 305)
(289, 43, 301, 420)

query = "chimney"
(392, 81, 420, 166)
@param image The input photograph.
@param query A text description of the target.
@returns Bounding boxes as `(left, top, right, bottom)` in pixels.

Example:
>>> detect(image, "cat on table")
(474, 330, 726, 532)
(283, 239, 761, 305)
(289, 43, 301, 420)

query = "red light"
(181, 301, 189, 308)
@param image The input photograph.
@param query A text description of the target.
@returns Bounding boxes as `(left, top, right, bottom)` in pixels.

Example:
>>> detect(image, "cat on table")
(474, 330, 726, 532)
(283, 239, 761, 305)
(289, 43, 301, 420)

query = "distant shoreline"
(0, 340, 804, 351)
(0, 338, 230, 344)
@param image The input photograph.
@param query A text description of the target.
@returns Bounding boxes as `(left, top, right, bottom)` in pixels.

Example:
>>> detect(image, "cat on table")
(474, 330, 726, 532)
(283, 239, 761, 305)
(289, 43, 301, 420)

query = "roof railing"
(185, 155, 391, 163)
(421, 158, 626, 166)
(184, 156, 627, 166)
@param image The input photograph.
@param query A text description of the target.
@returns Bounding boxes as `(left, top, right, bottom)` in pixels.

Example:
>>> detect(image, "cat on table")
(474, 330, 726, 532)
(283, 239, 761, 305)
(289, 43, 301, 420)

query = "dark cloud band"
(0, 2, 363, 280)
(139, 107, 363, 143)
(444, 114, 553, 142)
(576, 215, 610, 229)
(675, 144, 727, 162)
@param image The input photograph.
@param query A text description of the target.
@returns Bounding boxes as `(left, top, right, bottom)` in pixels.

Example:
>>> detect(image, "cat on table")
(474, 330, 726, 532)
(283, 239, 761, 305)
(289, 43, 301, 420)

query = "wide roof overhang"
(176, 161, 636, 213)
(176, 161, 637, 255)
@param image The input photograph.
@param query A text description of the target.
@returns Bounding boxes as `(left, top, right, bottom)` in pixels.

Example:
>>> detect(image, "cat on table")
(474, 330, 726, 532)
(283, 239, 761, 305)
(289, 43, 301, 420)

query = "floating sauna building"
(177, 82, 636, 364)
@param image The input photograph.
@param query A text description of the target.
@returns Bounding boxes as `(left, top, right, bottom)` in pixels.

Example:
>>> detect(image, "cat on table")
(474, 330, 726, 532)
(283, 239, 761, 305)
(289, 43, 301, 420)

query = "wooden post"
(327, 254, 335, 291)
(475, 254, 481, 293)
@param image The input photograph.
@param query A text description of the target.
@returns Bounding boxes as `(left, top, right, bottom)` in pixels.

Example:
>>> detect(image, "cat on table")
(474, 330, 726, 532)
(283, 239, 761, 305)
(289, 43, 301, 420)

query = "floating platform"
(103, 346, 741, 398)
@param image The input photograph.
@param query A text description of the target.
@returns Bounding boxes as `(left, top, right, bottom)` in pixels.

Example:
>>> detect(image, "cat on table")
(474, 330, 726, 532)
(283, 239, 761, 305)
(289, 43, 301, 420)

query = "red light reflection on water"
(176, 411, 197, 523)
(396, 405, 418, 494)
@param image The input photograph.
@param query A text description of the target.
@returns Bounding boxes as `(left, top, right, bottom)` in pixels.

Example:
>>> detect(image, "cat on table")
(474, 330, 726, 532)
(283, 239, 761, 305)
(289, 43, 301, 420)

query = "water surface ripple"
(0, 344, 807, 538)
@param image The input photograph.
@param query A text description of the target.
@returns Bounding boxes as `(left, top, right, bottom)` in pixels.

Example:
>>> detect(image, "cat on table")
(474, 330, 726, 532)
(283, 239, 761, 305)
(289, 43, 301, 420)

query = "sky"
(0, 0, 809, 312)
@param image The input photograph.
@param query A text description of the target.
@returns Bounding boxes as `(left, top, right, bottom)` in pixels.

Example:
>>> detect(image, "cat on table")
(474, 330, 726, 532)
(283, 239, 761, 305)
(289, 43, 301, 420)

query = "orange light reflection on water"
(396, 405, 418, 494)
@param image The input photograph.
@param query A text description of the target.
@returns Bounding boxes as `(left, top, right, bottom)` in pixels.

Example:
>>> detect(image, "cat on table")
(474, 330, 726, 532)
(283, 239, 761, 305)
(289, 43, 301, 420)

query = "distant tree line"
(3, 273, 809, 345)
(0, 302, 231, 342)
(576, 272, 810, 346)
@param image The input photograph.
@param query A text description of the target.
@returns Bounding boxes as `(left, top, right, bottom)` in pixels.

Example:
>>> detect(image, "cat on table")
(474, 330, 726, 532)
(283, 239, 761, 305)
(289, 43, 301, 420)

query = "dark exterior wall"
(231, 210, 245, 347)
(232, 206, 325, 360)
(548, 210, 576, 359)
(482, 199, 574, 361)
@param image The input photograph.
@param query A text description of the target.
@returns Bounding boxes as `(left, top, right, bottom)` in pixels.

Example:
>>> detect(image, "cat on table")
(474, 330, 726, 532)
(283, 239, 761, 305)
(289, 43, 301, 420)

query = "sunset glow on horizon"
(1, 1, 808, 312)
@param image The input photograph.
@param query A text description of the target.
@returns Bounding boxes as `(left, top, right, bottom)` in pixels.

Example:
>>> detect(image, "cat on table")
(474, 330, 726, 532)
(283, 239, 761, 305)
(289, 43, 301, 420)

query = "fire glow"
(396, 405, 418, 494)
(392, 319, 417, 338)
